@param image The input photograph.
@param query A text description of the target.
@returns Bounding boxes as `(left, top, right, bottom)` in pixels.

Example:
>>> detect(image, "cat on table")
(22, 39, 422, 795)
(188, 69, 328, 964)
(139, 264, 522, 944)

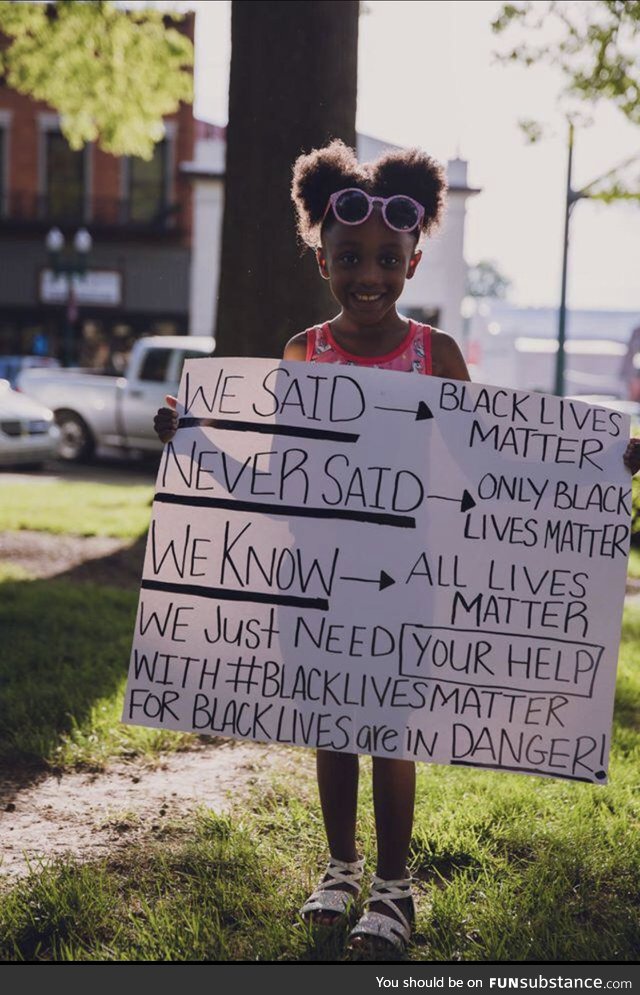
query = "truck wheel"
(55, 411, 95, 462)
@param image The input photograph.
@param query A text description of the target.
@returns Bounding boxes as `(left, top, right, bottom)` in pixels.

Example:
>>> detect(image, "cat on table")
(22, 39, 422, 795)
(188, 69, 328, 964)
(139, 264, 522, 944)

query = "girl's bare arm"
(430, 329, 471, 381)
(283, 332, 307, 362)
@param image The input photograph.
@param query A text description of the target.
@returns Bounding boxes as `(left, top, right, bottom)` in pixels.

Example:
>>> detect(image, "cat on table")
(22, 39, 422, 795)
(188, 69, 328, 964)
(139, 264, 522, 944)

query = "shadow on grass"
(411, 848, 482, 889)
(614, 608, 640, 733)
(409, 835, 640, 961)
(0, 574, 138, 784)
(54, 532, 148, 590)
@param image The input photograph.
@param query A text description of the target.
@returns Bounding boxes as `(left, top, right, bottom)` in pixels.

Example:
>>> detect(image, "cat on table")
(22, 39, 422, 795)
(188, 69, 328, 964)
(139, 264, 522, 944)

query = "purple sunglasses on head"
(321, 187, 425, 234)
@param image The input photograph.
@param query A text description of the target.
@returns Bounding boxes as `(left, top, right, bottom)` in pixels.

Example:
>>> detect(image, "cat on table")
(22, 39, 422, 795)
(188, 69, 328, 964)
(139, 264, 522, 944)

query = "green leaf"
(0, 0, 194, 158)
(491, 0, 640, 128)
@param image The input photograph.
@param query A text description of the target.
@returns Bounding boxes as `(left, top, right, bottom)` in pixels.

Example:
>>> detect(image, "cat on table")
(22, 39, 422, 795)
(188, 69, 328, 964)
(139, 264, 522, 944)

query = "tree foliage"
(492, 1, 640, 125)
(0, 0, 193, 158)
(492, 1, 640, 202)
(466, 260, 511, 300)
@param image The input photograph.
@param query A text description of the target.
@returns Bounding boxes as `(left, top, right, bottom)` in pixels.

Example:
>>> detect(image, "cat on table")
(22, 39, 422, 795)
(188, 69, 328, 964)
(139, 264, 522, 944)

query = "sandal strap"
(349, 910, 411, 950)
(364, 874, 414, 935)
(314, 856, 365, 893)
(368, 874, 413, 903)
(299, 856, 365, 918)
(300, 887, 356, 917)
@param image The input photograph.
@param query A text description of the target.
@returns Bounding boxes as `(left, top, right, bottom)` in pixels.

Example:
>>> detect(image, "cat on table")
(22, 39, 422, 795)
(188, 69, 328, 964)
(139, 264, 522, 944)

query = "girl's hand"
(153, 394, 178, 444)
(623, 437, 640, 475)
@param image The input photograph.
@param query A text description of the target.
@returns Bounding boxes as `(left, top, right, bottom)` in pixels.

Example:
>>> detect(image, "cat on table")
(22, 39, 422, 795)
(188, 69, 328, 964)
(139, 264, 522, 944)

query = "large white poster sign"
(122, 358, 631, 782)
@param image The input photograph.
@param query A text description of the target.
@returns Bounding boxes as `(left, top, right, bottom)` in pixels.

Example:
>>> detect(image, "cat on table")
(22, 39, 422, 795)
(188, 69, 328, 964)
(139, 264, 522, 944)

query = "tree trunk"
(214, 1, 359, 358)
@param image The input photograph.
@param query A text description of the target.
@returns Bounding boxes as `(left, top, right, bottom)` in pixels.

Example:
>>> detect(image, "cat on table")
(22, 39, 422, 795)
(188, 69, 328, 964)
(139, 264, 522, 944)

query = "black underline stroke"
(397, 674, 593, 699)
(178, 417, 359, 444)
(140, 578, 329, 611)
(154, 492, 416, 528)
(450, 760, 599, 783)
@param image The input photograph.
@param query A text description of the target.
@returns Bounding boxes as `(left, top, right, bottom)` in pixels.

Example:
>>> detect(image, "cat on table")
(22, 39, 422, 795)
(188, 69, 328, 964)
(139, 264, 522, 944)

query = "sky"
(156, 0, 639, 312)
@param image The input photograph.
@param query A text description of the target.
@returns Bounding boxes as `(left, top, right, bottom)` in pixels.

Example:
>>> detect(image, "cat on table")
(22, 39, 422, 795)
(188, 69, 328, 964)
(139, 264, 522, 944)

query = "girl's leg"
(316, 748, 359, 861)
(372, 756, 415, 880)
(364, 756, 416, 938)
(308, 748, 360, 924)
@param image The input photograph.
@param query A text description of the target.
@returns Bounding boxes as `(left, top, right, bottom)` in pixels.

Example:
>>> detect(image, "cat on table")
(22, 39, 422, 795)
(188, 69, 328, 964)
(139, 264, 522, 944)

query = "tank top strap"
(305, 324, 331, 362)
(417, 322, 433, 376)
(305, 320, 433, 374)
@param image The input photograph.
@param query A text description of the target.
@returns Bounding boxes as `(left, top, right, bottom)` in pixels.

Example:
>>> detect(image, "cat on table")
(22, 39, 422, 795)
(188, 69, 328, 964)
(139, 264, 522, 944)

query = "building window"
(45, 131, 85, 222)
(128, 139, 170, 223)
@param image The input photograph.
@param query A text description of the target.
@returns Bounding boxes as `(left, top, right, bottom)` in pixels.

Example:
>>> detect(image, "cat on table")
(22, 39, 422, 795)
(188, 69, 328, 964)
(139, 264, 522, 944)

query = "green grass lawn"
(0, 480, 153, 538)
(0, 570, 195, 768)
(627, 547, 640, 579)
(0, 733, 638, 961)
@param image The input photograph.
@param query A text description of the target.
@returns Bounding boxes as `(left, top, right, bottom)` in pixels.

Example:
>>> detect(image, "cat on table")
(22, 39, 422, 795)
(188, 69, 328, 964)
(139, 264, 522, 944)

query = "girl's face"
(317, 209, 422, 328)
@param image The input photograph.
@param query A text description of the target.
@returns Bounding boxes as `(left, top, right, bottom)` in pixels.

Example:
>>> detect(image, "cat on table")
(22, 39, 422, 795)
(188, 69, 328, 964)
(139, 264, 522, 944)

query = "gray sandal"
(348, 874, 414, 952)
(300, 856, 365, 923)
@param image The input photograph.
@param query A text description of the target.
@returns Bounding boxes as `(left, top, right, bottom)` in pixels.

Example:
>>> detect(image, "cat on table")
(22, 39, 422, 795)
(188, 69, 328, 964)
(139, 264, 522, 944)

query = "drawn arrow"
(427, 489, 476, 513)
(340, 570, 396, 591)
(374, 400, 433, 421)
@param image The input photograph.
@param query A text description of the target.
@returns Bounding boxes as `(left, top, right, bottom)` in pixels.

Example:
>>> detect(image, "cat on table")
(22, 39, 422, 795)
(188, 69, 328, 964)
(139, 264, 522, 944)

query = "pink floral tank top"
(305, 320, 432, 374)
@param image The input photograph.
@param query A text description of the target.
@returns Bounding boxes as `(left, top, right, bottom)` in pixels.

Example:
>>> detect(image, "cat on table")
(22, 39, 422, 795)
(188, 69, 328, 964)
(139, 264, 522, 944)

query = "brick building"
(0, 12, 195, 367)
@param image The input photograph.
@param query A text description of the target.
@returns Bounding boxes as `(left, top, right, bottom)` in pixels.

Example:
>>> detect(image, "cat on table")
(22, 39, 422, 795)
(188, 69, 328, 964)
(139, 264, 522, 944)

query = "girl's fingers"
(154, 406, 178, 444)
(154, 410, 177, 425)
(166, 395, 178, 409)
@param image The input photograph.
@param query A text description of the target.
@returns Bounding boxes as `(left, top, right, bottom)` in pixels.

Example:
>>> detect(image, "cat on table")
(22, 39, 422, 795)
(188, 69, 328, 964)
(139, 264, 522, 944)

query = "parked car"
(0, 379, 60, 469)
(16, 335, 215, 462)
(0, 355, 61, 389)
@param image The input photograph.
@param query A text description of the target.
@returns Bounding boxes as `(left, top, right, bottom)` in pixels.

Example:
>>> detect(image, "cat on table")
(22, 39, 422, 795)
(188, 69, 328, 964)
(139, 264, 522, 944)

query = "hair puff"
(369, 147, 447, 238)
(291, 138, 367, 248)
(290, 139, 447, 248)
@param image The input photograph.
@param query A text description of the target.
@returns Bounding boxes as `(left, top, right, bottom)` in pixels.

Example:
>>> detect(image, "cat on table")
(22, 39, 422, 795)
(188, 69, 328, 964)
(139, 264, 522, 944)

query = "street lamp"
(555, 122, 640, 397)
(555, 121, 580, 398)
(45, 226, 93, 366)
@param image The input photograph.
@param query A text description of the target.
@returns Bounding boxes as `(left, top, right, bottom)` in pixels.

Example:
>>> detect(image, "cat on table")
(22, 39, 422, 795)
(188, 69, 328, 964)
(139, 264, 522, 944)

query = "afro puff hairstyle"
(291, 138, 447, 249)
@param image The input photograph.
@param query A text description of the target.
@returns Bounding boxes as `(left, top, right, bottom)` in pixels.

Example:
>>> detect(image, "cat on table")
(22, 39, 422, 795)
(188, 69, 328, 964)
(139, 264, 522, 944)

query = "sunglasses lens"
(334, 189, 369, 223)
(385, 196, 420, 231)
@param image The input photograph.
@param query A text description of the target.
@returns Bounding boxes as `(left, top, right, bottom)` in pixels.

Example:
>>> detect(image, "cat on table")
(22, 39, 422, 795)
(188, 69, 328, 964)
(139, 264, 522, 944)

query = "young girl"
(155, 138, 468, 955)
(284, 140, 470, 956)
(154, 138, 640, 958)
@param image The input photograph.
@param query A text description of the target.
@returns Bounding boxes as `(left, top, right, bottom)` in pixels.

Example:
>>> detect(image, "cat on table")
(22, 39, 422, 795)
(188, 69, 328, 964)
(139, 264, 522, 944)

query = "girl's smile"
(317, 209, 422, 350)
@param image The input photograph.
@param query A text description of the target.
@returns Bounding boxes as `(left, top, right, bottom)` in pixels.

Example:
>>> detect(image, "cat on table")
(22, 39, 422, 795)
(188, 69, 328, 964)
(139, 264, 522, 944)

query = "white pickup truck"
(16, 335, 214, 461)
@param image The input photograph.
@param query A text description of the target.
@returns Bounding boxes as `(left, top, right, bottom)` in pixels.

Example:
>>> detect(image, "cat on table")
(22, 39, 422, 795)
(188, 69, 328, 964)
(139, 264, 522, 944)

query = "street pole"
(551, 124, 639, 397)
(45, 227, 92, 368)
(64, 276, 77, 368)
(555, 120, 574, 398)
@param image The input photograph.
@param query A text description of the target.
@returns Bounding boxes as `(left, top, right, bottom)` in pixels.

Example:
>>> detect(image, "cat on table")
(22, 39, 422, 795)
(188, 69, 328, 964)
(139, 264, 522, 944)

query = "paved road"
(0, 454, 161, 487)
